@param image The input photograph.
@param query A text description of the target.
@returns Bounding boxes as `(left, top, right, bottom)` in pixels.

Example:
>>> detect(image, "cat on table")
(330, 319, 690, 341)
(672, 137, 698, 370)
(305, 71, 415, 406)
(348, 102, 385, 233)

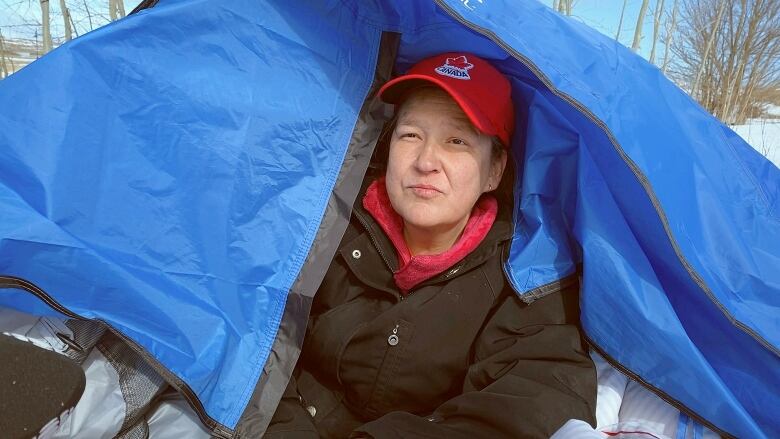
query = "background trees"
(0, 0, 131, 78)
(550, 0, 778, 125)
(672, 0, 780, 124)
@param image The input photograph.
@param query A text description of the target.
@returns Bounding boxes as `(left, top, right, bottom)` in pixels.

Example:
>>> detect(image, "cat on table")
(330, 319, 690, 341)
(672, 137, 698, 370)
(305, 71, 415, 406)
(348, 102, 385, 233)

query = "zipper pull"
(387, 324, 399, 346)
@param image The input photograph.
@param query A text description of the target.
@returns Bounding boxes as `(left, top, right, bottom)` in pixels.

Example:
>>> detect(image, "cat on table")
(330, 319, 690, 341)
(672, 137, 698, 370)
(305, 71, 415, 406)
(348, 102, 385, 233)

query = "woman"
(266, 53, 597, 438)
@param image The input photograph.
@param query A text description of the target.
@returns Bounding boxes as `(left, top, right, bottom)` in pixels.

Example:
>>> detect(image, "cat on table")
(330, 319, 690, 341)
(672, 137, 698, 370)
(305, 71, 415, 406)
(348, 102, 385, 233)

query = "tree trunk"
(40, 0, 53, 54)
(661, 0, 678, 73)
(59, 0, 73, 41)
(649, 0, 665, 64)
(557, 0, 571, 15)
(735, 35, 775, 123)
(116, 0, 126, 18)
(691, 0, 728, 98)
(723, 0, 764, 122)
(632, 0, 651, 52)
(109, 0, 117, 21)
(717, 0, 749, 121)
(616, 0, 629, 41)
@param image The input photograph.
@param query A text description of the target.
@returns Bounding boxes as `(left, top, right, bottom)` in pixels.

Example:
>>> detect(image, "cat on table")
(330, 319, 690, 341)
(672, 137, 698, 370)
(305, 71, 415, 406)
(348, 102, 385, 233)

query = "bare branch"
(692, 0, 728, 95)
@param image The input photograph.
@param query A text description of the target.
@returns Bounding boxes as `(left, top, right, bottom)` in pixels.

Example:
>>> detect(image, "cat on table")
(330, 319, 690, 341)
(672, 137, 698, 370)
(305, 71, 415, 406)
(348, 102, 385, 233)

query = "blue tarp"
(0, 0, 777, 437)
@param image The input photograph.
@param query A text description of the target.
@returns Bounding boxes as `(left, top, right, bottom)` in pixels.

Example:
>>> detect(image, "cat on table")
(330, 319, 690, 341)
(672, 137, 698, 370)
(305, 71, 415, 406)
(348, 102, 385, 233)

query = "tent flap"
(0, 0, 777, 437)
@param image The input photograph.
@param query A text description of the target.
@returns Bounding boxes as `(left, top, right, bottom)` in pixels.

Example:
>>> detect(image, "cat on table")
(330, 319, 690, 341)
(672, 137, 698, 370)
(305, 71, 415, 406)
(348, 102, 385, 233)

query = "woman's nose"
(413, 140, 441, 173)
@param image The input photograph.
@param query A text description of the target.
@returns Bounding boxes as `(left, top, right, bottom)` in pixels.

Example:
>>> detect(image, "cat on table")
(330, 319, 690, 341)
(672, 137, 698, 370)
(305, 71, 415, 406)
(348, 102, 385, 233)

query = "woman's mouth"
(409, 184, 442, 198)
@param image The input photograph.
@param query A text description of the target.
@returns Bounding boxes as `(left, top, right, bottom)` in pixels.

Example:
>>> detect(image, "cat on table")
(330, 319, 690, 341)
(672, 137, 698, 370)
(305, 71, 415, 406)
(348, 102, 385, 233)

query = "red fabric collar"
(362, 178, 497, 294)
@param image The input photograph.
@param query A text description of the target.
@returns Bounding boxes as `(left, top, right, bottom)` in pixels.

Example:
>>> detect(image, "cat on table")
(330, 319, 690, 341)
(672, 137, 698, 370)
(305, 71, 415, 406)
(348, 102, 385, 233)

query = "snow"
(730, 119, 780, 169)
(764, 104, 780, 117)
(1, 38, 39, 75)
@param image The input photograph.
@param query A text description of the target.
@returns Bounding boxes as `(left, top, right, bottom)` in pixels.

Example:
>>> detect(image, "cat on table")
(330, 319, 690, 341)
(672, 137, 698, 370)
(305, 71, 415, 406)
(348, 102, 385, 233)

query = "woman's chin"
(400, 211, 456, 232)
(391, 197, 461, 232)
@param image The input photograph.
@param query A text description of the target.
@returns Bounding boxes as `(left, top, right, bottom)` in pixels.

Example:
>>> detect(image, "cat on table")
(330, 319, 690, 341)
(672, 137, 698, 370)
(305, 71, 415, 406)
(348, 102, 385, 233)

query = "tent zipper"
(0, 275, 234, 439)
(430, 1, 749, 436)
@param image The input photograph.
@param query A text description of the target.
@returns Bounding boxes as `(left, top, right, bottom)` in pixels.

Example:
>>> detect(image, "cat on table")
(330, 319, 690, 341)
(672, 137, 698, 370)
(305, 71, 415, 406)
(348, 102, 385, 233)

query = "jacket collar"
(347, 175, 513, 294)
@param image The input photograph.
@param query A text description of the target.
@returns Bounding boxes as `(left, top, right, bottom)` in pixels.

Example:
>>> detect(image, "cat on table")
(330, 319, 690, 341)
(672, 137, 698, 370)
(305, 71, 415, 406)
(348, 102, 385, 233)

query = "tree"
(554, 0, 574, 16)
(649, 0, 666, 64)
(661, 0, 679, 73)
(672, 0, 780, 123)
(632, 0, 651, 52)
(616, 0, 629, 41)
(109, 0, 127, 20)
(40, 0, 53, 54)
(60, 0, 74, 41)
(690, 0, 727, 94)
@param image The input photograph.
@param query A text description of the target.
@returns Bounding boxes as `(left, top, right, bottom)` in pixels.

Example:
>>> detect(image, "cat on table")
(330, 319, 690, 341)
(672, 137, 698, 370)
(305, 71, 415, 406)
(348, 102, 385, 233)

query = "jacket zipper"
(355, 204, 507, 301)
(431, 1, 753, 436)
(0, 275, 234, 439)
(353, 208, 481, 302)
(353, 208, 414, 302)
(353, 208, 395, 273)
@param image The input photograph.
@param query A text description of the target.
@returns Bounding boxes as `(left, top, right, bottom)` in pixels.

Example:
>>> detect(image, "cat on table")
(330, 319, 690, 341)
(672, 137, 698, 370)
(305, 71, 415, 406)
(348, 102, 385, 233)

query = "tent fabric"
(0, 0, 777, 437)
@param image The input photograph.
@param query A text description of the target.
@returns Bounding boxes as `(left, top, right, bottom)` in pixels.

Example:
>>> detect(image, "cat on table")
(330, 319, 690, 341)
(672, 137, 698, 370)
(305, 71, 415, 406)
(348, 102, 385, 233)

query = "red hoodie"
(362, 178, 497, 294)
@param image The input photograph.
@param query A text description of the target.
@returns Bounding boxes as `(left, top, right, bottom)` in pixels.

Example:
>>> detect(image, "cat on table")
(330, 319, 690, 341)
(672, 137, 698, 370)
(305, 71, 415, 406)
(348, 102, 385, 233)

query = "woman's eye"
(400, 132, 420, 139)
(449, 138, 468, 146)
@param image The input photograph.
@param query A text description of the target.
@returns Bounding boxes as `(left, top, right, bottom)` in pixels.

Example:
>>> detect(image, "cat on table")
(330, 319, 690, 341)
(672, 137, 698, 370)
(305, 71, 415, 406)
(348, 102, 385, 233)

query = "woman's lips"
(409, 184, 442, 199)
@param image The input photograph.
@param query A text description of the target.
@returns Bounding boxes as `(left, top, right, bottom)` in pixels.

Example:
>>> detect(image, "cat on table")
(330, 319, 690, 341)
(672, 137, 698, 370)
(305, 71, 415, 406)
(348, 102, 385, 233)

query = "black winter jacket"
(266, 182, 597, 439)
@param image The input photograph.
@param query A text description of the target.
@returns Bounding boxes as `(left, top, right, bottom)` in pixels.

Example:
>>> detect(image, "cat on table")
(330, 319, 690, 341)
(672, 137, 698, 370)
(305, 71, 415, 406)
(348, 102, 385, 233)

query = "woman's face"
(385, 88, 506, 235)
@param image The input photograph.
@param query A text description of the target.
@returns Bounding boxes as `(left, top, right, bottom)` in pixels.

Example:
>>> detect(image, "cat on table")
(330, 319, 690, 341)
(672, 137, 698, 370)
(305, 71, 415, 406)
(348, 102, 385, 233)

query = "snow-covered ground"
(731, 117, 780, 169)
(1, 38, 39, 76)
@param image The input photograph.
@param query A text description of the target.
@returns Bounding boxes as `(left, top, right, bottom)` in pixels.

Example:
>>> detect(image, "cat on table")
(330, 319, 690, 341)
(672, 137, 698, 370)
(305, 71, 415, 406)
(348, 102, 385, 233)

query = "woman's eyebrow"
(396, 117, 422, 127)
(444, 117, 479, 135)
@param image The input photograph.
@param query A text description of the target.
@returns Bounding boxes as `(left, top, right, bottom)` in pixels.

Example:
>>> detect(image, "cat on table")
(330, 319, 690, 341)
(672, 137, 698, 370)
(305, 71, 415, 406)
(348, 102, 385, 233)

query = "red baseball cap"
(378, 52, 515, 146)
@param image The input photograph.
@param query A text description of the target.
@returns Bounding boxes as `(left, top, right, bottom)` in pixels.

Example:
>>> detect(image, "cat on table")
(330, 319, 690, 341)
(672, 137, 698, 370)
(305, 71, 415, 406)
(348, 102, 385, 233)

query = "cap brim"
(377, 74, 497, 139)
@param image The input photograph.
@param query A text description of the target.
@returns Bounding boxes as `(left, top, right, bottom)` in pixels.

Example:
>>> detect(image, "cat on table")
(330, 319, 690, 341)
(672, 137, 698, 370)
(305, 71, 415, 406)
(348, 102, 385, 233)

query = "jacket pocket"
(303, 301, 368, 381)
(364, 319, 415, 418)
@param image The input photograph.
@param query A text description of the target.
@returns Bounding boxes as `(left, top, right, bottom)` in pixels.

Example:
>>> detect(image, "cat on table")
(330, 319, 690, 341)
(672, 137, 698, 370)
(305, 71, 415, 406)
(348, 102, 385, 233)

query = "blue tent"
(0, 0, 777, 437)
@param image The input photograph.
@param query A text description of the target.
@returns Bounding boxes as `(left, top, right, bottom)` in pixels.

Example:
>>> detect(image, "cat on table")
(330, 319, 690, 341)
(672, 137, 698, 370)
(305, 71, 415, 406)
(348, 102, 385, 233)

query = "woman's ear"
(487, 149, 508, 191)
